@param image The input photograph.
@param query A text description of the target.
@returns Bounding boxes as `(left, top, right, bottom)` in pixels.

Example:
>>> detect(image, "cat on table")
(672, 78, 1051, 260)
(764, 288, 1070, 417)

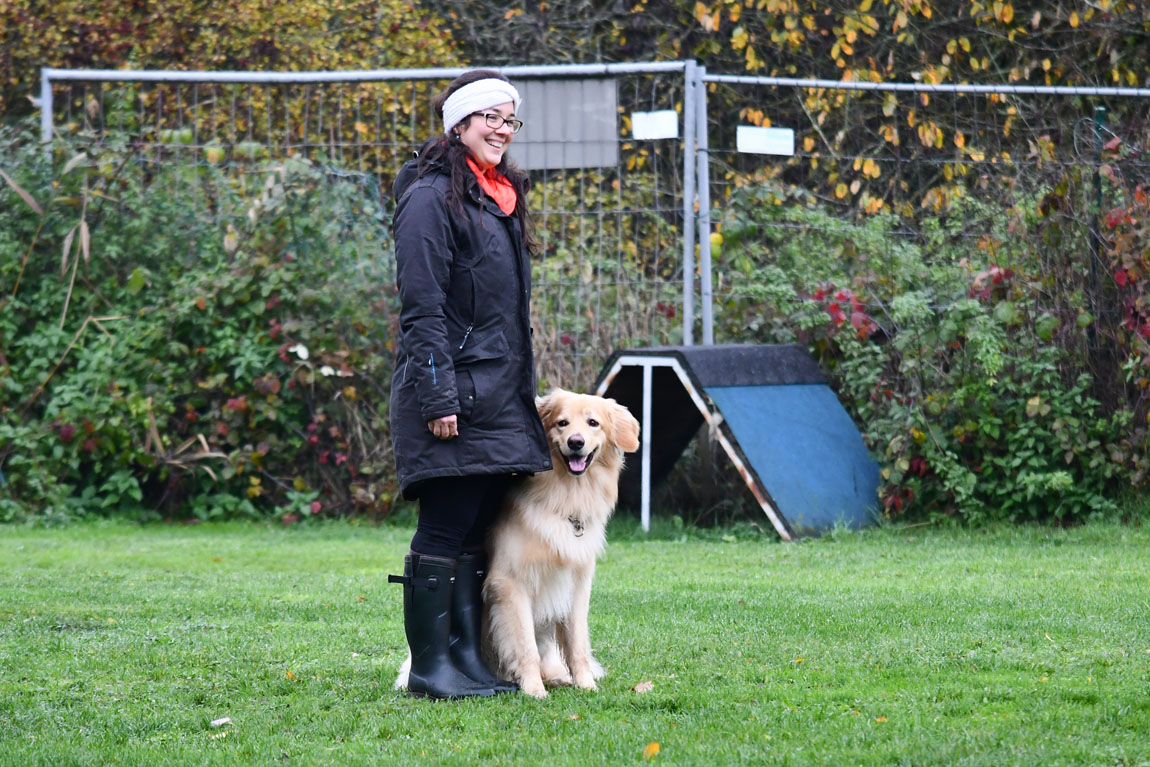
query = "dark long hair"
(416, 69, 539, 254)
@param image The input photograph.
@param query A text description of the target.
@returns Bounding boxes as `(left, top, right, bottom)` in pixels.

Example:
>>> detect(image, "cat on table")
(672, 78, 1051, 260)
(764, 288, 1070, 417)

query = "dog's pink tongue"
(568, 455, 588, 473)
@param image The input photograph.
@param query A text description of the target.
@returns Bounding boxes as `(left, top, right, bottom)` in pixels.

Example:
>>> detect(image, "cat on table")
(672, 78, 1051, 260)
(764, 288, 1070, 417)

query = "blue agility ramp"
(593, 345, 879, 540)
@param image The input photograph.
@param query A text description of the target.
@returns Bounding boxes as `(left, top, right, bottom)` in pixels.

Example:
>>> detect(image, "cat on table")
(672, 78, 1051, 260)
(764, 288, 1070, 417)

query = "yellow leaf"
(875, 716, 888, 722)
(882, 93, 897, 117)
(642, 742, 661, 760)
(803, 136, 815, 152)
(1069, 11, 1079, 27)
(954, 131, 966, 149)
(695, 1, 716, 30)
(1001, 3, 1013, 23)
(285, 669, 296, 680)
(731, 26, 748, 51)
(504, 8, 522, 19)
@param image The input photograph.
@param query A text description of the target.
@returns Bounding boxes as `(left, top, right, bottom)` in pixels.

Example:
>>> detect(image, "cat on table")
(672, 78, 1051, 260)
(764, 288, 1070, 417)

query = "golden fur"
(481, 389, 640, 698)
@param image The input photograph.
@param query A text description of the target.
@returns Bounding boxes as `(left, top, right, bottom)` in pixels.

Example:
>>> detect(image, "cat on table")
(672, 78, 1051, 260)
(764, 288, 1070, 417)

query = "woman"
(386, 70, 551, 699)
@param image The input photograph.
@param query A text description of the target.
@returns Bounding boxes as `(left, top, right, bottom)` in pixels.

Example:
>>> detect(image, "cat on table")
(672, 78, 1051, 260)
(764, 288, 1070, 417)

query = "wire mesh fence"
(41, 65, 694, 389)
(699, 74, 1150, 401)
(39, 65, 1150, 395)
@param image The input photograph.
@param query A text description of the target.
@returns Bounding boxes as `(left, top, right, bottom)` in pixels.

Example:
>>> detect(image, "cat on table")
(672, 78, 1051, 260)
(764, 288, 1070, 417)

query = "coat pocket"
(453, 330, 513, 428)
(455, 327, 509, 364)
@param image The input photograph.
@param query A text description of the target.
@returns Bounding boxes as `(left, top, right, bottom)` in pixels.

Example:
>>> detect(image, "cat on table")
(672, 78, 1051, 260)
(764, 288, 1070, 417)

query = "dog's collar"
(569, 516, 584, 537)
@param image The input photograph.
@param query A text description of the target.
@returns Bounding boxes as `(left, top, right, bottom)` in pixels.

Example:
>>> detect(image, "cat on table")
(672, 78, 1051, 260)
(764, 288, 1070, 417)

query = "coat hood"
(392, 157, 421, 200)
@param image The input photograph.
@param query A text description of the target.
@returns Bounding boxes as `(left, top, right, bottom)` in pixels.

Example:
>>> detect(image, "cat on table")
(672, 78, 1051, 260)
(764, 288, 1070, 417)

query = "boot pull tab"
(387, 574, 440, 590)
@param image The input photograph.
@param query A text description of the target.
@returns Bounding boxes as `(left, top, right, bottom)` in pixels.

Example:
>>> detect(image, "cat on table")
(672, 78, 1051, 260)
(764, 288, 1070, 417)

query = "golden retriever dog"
(481, 389, 640, 698)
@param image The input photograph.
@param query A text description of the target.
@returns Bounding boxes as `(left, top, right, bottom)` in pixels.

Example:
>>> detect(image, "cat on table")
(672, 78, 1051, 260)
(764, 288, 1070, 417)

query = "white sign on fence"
(736, 125, 795, 156)
(631, 110, 679, 140)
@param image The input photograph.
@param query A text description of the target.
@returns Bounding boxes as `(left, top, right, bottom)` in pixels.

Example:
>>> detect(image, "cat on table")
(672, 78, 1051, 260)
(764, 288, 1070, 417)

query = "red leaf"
(1115, 268, 1129, 287)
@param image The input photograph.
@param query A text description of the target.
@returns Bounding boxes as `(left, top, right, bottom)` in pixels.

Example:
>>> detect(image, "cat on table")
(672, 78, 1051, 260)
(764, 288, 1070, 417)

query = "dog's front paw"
(572, 671, 598, 691)
(520, 677, 548, 698)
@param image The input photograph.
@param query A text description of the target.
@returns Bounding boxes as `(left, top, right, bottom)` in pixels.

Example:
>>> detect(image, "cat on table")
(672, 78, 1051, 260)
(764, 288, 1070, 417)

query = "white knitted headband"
(442, 78, 522, 135)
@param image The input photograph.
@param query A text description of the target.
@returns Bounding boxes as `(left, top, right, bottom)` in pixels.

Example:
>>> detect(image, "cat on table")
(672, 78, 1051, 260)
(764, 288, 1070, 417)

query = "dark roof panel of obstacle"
(599, 344, 826, 388)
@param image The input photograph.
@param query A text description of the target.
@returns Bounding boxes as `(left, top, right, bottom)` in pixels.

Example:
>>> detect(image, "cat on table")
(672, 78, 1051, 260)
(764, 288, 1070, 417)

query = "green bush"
(715, 182, 1136, 524)
(0, 123, 399, 522)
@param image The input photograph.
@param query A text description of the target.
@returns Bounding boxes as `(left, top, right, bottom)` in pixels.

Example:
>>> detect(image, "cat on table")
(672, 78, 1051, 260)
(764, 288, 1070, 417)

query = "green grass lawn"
(1, 520, 1148, 767)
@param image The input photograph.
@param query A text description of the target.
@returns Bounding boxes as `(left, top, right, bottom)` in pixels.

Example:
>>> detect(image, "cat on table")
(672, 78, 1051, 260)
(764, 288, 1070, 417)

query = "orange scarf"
(466, 156, 517, 215)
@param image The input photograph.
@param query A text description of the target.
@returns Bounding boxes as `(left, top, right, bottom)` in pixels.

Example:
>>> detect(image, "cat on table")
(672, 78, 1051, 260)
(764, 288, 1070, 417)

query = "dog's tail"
(393, 653, 412, 691)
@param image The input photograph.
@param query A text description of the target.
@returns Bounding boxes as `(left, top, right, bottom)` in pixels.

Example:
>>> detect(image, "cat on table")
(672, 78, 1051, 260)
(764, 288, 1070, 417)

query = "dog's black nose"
(567, 434, 585, 451)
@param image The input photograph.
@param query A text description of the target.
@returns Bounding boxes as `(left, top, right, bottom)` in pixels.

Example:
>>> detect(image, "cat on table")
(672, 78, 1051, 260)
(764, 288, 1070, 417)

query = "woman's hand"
(428, 414, 459, 440)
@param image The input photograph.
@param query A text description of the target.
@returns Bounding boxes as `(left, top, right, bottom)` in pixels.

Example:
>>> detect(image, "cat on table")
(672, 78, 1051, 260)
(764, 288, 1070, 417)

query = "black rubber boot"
(451, 552, 518, 694)
(388, 553, 496, 700)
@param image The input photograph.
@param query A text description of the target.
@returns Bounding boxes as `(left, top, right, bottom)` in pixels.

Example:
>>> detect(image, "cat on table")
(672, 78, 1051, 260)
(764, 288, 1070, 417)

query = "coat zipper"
(428, 353, 437, 385)
(458, 323, 474, 351)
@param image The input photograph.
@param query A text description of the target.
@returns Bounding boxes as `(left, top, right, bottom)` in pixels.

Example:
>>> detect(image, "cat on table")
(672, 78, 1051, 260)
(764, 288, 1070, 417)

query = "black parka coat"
(389, 157, 551, 499)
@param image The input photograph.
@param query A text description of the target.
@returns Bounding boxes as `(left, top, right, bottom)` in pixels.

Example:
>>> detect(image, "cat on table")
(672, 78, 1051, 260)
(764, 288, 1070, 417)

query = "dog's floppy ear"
(535, 391, 557, 427)
(606, 399, 641, 453)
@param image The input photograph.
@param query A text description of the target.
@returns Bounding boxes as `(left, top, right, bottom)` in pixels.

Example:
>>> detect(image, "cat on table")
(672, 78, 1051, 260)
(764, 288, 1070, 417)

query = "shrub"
(714, 181, 1135, 524)
(0, 123, 399, 522)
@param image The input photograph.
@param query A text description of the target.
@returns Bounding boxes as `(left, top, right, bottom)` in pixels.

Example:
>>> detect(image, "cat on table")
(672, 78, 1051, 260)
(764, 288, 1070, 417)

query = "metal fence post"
(681, 60, 697, 346)
(695, 65, 713, 345)
(40, 69, 53, 150)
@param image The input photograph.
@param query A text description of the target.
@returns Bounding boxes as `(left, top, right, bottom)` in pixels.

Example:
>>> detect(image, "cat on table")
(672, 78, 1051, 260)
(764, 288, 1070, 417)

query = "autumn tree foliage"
(0, 0, 457, 117)
(432, 0, 1149, 88)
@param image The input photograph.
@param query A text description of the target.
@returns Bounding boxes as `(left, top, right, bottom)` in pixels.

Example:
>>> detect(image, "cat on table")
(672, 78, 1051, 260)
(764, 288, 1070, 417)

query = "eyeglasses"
(472, 112, 524, 134)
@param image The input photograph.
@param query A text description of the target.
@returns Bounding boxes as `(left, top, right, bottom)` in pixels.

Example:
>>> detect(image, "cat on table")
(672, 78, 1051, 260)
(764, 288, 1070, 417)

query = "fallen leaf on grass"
(209, 731, 229, 740)
(642, 742, 660, 760)
(285, 669, 296, 680)
(632, 681, 654, 693)
(210, 717, 232, 727)
(568, 714, 580, 720)
(875, 716, 888, 722)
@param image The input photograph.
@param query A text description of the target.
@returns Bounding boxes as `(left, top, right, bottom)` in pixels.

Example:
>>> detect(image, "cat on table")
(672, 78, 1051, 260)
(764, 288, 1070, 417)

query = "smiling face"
(455, 101, 516, 170)
(537, 390, 641, 477)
